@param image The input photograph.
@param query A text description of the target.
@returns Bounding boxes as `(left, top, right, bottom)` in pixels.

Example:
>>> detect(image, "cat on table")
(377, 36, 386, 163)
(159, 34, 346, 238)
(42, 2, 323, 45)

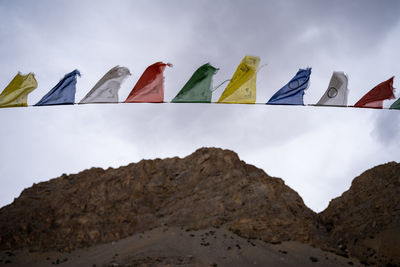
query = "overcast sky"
(0, 0, 399, 212)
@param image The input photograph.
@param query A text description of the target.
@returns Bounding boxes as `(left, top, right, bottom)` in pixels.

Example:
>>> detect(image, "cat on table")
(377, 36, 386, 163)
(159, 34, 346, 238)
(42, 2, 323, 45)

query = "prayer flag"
(35, 70, 80, 106)
(390, 97, 400, 110)
(217, 55, 260, 104)
(354, 77, 395, 109)
(267, 68, 311, 105)
(0, 73, 37, 108)
(80, 66, 130, 104)
(172, 63, 218, 103)
(316, 71, 348, 106)
(124, 62, 172, 103)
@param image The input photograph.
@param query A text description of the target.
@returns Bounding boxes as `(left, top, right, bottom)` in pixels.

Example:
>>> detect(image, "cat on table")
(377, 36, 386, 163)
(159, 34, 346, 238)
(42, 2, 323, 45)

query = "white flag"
(316, 71, 348, 106)
(79, 66, 131, 104)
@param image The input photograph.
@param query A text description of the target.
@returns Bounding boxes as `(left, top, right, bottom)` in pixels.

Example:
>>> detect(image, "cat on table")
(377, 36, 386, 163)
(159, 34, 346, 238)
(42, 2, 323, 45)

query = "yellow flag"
(0, 73, 38, 108)
(217, 55, 260, 104)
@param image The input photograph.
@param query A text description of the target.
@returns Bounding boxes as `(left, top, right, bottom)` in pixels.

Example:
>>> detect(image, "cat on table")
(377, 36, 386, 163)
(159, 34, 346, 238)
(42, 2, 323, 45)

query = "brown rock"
(1, 148, 398, 266)
(0, 147, 318, 252)
(319, 161, 400, 266)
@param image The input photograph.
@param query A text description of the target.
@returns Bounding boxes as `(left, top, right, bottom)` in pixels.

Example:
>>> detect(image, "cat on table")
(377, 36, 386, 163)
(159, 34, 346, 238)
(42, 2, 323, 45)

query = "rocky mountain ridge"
(320, 161, 400, 266)
(0, 148, 399, 266)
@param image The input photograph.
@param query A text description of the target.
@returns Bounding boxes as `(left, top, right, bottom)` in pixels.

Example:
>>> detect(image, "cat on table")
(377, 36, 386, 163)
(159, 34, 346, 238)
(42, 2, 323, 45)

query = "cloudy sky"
(0, 0, 399, 212)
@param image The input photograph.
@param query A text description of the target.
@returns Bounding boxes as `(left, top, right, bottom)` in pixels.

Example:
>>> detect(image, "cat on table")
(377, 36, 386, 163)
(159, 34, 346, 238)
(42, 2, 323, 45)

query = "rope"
(211, 79, 231, 92)
(15, 102, 397, 110)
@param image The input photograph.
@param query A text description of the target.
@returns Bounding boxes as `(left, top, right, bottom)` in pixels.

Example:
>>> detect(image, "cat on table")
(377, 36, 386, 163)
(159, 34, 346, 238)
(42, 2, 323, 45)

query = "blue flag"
(35, 69, 80, 106)
(267, 68, 311, 105)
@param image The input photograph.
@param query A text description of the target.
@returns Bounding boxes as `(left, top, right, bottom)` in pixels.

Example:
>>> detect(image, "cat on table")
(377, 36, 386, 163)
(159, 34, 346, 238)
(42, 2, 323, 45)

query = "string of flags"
(0, 55, 398, 109)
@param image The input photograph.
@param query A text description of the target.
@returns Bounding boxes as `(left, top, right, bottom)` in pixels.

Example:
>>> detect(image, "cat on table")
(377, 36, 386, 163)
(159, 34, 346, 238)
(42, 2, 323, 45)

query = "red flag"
(354, 77, 395, 109)
(124, 62, 172, 103)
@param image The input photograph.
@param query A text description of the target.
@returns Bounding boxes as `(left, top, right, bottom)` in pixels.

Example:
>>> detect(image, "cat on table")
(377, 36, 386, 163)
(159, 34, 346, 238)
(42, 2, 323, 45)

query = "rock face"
(0, 148, 399, 266)
(0, 148, 318, 252)
(320, 162, 400, 266)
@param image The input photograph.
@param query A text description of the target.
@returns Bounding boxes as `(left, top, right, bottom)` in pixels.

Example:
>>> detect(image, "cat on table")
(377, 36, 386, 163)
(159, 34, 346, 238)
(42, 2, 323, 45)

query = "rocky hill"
(0, 148, 399, 266)
(0, 148, 319, 252)
(320, 161, 400, 266)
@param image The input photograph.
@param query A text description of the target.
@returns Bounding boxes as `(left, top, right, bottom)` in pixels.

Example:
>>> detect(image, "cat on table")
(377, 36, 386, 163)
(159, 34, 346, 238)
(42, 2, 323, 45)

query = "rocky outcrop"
(1, 148, 399, 266)
(0, 148, 319, 252)
(320, 162, 400, 266)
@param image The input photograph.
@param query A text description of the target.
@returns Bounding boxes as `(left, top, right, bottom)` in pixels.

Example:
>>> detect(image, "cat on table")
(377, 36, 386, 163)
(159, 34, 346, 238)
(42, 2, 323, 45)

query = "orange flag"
(354, 77, 395, 109)
(124, 62, 172, 103)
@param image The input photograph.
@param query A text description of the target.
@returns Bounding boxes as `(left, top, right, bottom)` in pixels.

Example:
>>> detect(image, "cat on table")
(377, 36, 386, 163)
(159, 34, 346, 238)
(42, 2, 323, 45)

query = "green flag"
(172, 63, 218, 103)
(390, 98, 400, 109)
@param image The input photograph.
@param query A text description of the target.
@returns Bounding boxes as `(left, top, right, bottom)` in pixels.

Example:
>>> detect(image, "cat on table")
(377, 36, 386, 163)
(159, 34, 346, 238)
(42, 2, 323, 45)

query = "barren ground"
(0, 227, 363, 267)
